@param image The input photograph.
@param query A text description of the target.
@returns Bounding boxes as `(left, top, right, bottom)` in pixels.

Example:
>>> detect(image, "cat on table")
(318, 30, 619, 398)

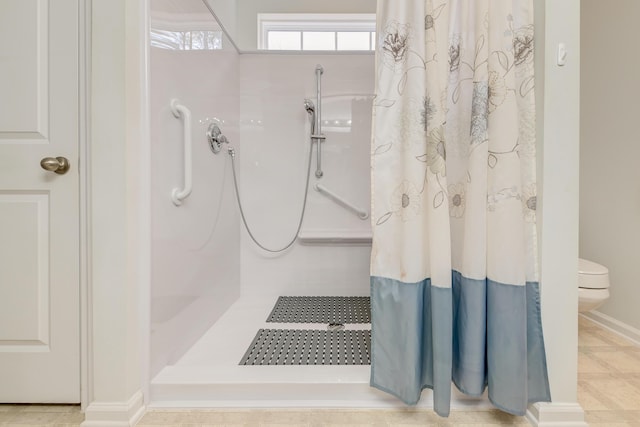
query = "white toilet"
(578, 258, 610, 312)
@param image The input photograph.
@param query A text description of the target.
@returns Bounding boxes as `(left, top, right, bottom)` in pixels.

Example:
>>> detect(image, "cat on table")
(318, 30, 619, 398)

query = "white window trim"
(258, 13, 376, 50)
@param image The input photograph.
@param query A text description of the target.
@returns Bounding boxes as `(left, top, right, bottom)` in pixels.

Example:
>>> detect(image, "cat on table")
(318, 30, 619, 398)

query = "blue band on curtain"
(370, 276, 452, 417)
(452, 272, 487, 396)
(526, 282, 552, 405)
(453, 277, 552, 414)
(485, 280, 528, 413)
(371, 273, 551, 417)
(486, 280, 552, 414)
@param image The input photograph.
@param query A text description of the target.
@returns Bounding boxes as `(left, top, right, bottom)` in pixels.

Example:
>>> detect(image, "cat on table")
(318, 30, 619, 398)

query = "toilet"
(578, 258, 610, 312)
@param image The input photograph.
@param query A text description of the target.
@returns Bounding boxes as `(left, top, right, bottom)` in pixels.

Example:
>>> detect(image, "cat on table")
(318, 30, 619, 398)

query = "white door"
(0, 0, 80, 402)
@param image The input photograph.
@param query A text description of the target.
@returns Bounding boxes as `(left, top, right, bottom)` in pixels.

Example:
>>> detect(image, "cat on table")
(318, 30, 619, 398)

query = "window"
(150, 29, 223, 51)
(258, 14, 376, 51)
(150, 14, 223, 51)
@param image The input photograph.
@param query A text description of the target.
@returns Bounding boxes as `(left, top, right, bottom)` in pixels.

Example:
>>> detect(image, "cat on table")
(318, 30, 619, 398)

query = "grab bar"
(170, 99, 192, 206)
(314, 184, 369, 220)
(314, 64, 324, 178)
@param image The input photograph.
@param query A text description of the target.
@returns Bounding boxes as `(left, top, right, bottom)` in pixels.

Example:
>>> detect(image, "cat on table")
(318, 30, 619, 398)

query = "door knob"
(40, 157, 70, 175)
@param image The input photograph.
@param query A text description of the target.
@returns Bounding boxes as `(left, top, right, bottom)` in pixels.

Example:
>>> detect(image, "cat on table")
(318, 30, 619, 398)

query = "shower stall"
(149, 0, 378, 406)
(147, 0, 487, 409)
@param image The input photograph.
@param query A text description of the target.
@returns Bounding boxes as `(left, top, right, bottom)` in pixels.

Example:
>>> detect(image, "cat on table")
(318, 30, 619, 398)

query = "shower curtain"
(370, 0, 551, 417)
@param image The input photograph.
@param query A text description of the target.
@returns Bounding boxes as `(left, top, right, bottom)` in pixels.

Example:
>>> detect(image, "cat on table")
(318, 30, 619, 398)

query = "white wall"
(238, 53, 374, 297)
(580, 0, 640, 331)
(533, 0, 584, 420)
(148, 4, 241, 377)
(84, 0, 148, 422)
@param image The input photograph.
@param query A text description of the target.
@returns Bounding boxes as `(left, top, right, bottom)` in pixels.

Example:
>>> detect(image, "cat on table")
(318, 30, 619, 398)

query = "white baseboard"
(581, 311, 640, 346)
(525, 402, 587, 427)
(81, 390, 146, 427)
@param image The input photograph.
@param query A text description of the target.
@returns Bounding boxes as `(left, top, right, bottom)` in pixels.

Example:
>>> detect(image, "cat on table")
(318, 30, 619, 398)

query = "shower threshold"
(149, 294, 490, 410)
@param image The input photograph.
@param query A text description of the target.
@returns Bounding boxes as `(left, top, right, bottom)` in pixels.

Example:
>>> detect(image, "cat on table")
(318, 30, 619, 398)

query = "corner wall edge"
(81, 390, 146, 427)
(526, 402, 587, 427)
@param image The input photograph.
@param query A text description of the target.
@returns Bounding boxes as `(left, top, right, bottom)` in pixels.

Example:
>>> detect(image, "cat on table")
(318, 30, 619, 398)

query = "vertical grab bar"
(170, 99, 192, 206)
(313, 65, 325, 178)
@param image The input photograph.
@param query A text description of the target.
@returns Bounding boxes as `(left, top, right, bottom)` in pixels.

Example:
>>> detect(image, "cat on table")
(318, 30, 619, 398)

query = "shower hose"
(227, 140, 314, 253)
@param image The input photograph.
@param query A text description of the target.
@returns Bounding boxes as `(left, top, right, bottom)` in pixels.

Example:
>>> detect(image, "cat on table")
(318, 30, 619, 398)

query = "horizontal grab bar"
(170, 99, 192, 206)
(314, 184, 369, 220)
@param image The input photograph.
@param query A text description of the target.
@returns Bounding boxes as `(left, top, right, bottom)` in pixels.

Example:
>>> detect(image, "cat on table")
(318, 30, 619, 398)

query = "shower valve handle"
(207, 123, 229, 154)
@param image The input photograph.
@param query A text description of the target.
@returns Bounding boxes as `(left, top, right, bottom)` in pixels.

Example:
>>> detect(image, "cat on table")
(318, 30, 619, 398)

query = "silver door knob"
(40, 157, 70, 175)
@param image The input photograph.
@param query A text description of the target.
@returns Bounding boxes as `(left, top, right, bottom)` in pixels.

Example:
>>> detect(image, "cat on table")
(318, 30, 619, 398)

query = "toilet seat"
(578, 258, 610, 289)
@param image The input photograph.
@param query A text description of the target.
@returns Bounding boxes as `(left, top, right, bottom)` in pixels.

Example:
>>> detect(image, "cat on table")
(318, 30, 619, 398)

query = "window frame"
(258, 13, 376, 51)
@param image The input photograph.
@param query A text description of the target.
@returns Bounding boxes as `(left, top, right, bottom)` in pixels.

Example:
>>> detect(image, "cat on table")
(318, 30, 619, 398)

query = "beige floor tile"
(447, 410, 525, 424)
(18, 405, 80, 414)
(308, 424, 382, 427)
(578, 352, 612, 374)
(0, 413, 14, 423)
(438, 424, 529, 427)
(578, 330, 612, 348)
(591, 350, 640, 373)
(0, 413, 16, 423)
(53, 411, 85, 423)
(192, 410, 255, 423)
(310, 410, 387, 424)
(157, 411, 234, 424)
(382, 409, 441, 425)
(386, 424, 438, 427)
(0, 410, 70, 424)
(626, 377, 640, 393)
(578, 382, 612, 410)
(594, 328, 638, 347)
(579, 371, 627, 381)
(139, 410, 198, 425)
(258, 423, 311, 427)
(1, 425, 69, 427)
(578, 315, 599, 330)
(584, 409, 640, 423)
(587, 424, 637, 427)
(178, 424, 246, 427)
(246, 410, 313, 425)
(586, 379, 640, 410)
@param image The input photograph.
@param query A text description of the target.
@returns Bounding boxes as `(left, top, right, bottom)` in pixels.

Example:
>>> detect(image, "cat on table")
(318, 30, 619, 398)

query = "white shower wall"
(150, 37, 375, 377)
(237, 54, 375, 297)
(149, 42, 241, 377)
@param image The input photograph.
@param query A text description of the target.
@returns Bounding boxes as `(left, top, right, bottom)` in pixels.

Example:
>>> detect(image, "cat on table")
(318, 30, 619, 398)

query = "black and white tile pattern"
(239, 329, 371, 366)
(266, 296, 371, 324)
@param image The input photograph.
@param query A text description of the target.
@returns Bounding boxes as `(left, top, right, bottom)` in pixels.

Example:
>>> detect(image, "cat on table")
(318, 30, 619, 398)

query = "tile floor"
(577, 316, 640, 427)
(1, 315, 638, 426)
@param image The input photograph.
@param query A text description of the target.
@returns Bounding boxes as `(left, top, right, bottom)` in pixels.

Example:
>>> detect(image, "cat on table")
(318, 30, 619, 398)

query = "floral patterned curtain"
(370, 0, 550, 416)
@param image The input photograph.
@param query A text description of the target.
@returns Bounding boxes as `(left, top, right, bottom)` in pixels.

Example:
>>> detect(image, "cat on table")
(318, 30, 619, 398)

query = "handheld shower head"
(304, 99, 315, 114)
(304, 99, 316, 133)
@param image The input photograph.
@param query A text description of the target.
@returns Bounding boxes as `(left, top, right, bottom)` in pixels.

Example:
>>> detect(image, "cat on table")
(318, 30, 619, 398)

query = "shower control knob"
(207, 123, 229, 154)
(40, 156, 70, 174)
